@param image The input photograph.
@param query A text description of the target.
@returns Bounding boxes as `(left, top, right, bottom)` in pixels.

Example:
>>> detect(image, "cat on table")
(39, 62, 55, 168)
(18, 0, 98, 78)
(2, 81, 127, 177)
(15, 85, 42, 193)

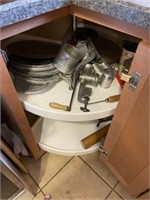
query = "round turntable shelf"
(18, 78, 122, 121)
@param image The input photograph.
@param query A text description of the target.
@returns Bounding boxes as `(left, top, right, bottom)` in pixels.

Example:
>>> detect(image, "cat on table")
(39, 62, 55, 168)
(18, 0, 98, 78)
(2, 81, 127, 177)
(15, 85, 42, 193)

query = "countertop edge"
(0, 0, 150, 29)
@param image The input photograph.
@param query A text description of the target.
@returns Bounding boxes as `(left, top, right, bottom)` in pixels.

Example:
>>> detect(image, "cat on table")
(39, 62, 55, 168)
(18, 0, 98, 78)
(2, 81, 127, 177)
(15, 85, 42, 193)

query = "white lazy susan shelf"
(18, 78, 122, 156)
(31, 117, 111, 156)
(18, 78, 121, 121)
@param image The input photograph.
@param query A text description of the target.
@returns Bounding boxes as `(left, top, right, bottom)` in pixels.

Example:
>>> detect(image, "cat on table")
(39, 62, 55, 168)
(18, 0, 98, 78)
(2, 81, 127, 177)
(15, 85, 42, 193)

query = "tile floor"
(20, 151, 136, 200)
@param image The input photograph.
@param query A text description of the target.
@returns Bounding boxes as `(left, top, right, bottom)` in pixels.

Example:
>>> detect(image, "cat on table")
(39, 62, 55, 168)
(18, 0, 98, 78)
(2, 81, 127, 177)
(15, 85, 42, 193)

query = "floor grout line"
(112, 190, 124, 199)
(29, 155, 126, 200)
(40, 156, 74, 190)
(79, 156, 115, 189)
(78, 155, 127, 200)
(113, 181, 119, 189)
(104, 190, 113, 200)
(28, 173, 46, 196)
(112, 182, 125, 199)
(23, 155, 74, 199)
(104, 181, 124, 200)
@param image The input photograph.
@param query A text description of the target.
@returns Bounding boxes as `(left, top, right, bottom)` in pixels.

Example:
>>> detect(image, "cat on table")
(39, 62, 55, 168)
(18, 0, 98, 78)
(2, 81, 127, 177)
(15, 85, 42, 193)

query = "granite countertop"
(0, 0, 150, 28)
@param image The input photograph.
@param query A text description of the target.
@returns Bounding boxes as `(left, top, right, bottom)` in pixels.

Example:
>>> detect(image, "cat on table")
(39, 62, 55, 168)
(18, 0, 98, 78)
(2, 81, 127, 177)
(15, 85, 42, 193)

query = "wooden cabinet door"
(100, 41, 149, 197)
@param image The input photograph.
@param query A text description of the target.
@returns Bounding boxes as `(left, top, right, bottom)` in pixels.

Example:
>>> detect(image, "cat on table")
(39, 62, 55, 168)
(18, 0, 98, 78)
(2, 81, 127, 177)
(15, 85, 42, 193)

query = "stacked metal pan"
(7, 40, 61, 94)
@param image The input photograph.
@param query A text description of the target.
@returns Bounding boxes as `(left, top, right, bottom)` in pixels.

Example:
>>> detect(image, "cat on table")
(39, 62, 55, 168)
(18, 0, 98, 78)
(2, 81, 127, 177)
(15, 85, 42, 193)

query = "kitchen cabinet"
(0, 4, 149, 197)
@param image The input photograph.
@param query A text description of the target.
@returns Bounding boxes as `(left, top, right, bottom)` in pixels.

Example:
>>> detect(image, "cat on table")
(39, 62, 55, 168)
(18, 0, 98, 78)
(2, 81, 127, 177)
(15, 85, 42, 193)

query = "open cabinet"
(0, 5, 149, 198)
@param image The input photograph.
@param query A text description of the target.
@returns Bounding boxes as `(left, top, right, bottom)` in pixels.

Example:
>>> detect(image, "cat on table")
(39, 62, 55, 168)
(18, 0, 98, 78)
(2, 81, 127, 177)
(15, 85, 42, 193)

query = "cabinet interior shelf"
(32, 117, 111, 156)
(18, 78, 122, 121)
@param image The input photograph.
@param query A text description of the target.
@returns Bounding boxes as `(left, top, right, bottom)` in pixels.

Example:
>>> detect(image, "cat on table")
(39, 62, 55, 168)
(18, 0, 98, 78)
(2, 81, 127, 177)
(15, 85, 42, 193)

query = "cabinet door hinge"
(121, 72, 142, 91)
(99, 144, 108, 157)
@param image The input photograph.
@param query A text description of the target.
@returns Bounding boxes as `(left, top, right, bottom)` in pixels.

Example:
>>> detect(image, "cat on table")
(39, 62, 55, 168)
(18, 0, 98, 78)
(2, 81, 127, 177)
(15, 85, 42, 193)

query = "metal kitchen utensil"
(96, 115, 113, 127)
(78, 82, 92, 103)
(12, 72, 60, 85)
(79, 74, 99, 87)
(9, 59, 56, 72)
(9, 66, 59, 78)
(82, 63, 95, 75)
(49, 48, 96, 111)
(59, 73, 72, 88)
(71, 37, 101, 89)
(49, 78, 78, 111)
(118, 41, 138, 75)
(71, 51, 96, 89)
(13, 78, 50, 94)
(10, 67, 59, 77)
(100, 67, 116, 88)
(92, 62, 110, 79)
(80, 96, 90, 112)
(53, 44, 83, 74)
(88, 94, 120, 105)
(76, 40, 89, 58)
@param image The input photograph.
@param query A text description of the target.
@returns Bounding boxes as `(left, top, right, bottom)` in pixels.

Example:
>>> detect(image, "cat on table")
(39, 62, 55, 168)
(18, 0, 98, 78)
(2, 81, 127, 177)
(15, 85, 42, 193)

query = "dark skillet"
(7, 40, 61, 59)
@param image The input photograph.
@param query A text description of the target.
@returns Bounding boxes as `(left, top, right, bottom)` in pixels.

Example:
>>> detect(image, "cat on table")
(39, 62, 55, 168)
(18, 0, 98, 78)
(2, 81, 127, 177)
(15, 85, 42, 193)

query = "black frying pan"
(7, 40, 61, 59)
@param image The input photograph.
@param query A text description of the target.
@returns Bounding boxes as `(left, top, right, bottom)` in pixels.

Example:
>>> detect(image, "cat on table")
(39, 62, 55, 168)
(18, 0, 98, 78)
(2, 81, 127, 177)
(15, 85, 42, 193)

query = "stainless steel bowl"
(53, 44, 83, 74)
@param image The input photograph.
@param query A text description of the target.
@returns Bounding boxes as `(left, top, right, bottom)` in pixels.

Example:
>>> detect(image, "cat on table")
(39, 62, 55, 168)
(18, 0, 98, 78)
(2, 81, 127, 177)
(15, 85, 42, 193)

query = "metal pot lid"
(7, 40, 61, 59)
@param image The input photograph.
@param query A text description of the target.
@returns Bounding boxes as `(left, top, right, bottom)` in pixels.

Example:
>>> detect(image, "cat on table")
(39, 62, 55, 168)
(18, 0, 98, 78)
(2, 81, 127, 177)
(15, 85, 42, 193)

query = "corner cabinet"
(0, 5, 149, 198)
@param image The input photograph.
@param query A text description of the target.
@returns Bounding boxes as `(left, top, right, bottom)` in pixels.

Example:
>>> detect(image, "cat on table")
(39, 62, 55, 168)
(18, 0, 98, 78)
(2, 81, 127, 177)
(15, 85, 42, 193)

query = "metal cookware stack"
(7, 40, 61, 94)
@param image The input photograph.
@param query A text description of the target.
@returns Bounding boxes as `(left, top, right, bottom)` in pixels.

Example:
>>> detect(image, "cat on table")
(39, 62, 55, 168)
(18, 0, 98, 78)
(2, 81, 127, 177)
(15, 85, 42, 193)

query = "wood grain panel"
(108, 78, 149, 183)
(127, 165, 149, 197)
(100, 42, 149, 196)
(101, 42, 149, 156)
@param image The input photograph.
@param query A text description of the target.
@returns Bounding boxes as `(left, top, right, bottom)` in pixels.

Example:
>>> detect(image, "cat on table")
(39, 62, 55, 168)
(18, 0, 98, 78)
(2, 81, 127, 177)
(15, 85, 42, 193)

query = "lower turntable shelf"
(32, 117, 111, 156)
